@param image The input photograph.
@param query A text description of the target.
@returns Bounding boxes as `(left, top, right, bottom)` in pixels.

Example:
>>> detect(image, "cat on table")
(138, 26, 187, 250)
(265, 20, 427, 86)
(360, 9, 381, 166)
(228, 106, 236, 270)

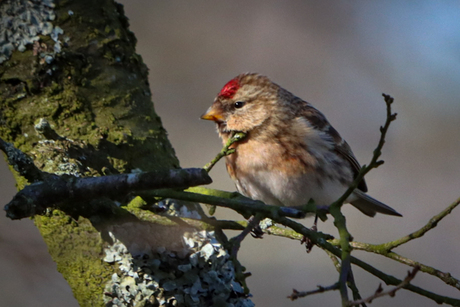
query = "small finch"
(201, 73, 401, 217)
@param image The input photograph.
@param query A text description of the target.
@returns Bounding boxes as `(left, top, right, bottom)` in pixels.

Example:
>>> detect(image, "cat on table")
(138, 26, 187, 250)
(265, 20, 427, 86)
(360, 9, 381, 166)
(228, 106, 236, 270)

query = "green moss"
(127, 196, 147, 209)
(7, 163, 29, 190)
(0, 0, 181, 305)
(0, 50, 36, 80)
(35, 211, 112, 307)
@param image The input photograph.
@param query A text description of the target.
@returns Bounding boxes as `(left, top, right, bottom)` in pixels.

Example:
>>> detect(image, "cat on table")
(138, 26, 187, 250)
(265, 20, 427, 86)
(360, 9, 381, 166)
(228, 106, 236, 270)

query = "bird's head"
(201, 73, 279, 134)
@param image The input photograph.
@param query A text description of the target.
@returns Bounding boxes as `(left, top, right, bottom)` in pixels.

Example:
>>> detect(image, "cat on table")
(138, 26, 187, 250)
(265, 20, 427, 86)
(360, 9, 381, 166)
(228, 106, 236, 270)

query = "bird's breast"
(226, 139, 314, 205)
(225, 137, 352, 207)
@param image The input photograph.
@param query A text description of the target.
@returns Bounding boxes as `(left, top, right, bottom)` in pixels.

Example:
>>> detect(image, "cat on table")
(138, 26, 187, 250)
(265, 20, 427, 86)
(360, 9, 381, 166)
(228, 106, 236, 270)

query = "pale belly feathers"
(226, 138, 353, 208)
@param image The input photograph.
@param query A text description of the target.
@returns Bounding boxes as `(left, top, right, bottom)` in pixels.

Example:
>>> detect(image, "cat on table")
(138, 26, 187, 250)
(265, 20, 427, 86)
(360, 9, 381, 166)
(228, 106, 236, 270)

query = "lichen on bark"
(0, 0, 183, 305)
(34, 210, 112, 306)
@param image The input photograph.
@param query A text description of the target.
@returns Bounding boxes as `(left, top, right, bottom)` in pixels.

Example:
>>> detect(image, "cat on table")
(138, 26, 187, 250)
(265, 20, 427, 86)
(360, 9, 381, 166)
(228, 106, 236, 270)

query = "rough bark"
(0, 1, 252, 306)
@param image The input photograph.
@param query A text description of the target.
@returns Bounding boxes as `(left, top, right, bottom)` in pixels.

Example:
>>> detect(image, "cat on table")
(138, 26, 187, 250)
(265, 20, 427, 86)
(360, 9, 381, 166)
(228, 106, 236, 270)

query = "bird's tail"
(349, 189, 402, 217)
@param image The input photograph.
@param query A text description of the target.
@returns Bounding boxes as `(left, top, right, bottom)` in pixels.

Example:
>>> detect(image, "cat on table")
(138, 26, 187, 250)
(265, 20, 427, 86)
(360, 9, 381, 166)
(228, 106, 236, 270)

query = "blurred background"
(1, 1, 460, 306)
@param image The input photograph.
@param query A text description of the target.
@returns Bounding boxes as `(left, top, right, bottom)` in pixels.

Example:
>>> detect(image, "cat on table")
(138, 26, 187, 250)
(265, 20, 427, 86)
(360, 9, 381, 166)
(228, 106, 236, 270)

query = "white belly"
(235, 168, 349, 207)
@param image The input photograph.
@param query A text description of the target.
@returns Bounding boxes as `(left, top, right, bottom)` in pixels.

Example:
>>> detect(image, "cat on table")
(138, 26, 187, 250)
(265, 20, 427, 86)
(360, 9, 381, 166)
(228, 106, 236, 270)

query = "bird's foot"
(301, 214, 318, 253)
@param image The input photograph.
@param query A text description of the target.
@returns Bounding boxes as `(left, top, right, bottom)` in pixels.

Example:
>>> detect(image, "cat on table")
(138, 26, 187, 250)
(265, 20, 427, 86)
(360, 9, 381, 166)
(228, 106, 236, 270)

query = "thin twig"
(322, 249, 366, 306)
(288, 283, 339, 300)
(263, 219, 460, 301)
(329, 94, 397, 213)
(229, 214, 262, 257)
(327, 197, 460, 291)
(325, 250, 342, 272)
(203, 131, 246, 173)
(347, 269, 366, 305)
(203, 131, 246, 215)
(264, 224, 335, 242)
(330, 239, 460, 291)
(327, 94, 397, 306)
(347, 266, 420, 306)
(382, 196, 460, 250)
(275, 216, 460, 306)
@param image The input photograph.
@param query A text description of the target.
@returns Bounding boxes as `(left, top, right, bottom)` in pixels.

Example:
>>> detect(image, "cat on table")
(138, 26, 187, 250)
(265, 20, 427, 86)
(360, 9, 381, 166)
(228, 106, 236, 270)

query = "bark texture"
(0, 1, 249, 306)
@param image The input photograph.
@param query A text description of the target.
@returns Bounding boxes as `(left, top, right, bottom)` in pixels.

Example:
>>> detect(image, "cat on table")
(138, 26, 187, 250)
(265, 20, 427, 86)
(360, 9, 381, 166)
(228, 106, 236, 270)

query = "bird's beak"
(201, 105, 224, 122)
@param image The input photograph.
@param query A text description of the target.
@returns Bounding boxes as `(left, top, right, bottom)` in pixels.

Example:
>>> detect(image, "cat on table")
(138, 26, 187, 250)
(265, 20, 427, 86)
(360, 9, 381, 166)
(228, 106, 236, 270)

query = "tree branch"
(273, 216, 460, 306)
(145, 187, 308, 219)
(4, 168, 212, 220)
(0, 137, 44, 183)
(264, 198, 460, 293)
(229, 214, 263, 257)
(329, 239, 460, 291)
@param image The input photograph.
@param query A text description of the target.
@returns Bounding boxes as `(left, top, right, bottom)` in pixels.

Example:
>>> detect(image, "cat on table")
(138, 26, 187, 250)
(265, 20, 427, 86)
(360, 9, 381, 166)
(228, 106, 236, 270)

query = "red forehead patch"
(218, 78, 240, 99)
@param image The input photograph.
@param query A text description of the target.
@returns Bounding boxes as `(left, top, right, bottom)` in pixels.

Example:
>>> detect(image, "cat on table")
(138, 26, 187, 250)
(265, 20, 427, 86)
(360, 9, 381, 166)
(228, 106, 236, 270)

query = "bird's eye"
(234, 101, 245, 109)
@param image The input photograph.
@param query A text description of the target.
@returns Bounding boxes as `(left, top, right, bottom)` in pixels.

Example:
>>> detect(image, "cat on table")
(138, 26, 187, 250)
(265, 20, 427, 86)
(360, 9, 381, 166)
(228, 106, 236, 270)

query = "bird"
(201, 73, 401, 218)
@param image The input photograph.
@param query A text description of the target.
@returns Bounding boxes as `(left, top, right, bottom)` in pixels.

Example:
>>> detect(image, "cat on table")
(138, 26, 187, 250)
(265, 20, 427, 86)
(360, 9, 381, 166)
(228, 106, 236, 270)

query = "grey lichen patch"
(259, 218, 273, 230)
(32, 118, 83, 176)
(155, 198, 203, 220)
(32, 139, 85, 176)
(30, 119, 123, 177)
(1, 1, 187, 305)
(0, 0, 64, 64)
(104, 228, 254, 307)
(34, 117, 65, 140)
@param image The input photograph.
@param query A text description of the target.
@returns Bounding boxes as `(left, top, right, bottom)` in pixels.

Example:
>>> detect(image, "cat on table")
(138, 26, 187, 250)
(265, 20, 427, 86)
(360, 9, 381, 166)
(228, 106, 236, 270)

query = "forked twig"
(328, 93, 397, 306)
(347, 266, 420, 306)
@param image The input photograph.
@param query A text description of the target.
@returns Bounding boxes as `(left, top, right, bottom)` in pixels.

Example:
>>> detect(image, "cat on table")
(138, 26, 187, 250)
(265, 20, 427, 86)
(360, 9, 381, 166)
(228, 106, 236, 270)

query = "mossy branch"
(143, 187, 309, 220)
(3, 166, 212, 220)
(328, 197, 460, 291)
(0, 137, 44, 183)
(263, 220, 460, 293)
(347, 241, 460, 291)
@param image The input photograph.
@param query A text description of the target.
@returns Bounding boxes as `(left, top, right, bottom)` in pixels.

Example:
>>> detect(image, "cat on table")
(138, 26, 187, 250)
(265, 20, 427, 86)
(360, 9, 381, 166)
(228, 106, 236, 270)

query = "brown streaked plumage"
(201, 73, 401, 217)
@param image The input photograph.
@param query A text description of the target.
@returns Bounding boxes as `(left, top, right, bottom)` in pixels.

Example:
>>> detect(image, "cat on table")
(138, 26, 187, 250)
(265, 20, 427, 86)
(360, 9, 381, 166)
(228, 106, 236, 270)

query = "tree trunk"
(0, 1, 252, 306)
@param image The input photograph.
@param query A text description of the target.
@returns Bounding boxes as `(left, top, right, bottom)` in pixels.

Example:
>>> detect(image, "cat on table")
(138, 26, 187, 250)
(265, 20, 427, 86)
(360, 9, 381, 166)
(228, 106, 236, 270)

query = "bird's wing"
(333, 136, 368, 192)
(298, 102, 368, 192)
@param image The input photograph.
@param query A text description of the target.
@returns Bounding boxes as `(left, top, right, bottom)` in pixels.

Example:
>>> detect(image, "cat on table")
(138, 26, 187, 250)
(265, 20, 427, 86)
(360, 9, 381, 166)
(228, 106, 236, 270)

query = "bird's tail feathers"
(349, 189, 402, 217)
